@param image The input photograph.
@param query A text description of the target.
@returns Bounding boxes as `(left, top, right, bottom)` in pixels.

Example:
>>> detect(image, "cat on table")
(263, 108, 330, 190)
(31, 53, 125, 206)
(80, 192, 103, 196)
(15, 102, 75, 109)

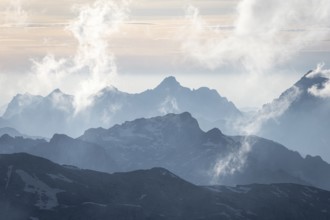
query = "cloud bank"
(182, 0, 330, 72)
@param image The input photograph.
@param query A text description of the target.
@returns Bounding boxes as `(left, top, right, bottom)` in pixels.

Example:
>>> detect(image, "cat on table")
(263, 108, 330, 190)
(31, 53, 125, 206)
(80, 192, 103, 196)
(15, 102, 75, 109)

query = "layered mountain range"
(1, 112, 330, 191)
(1, 153, 330, 220)
(0, 77, 240, 137)
(1, 72, 329, 163)
(0, 71, 330, 219)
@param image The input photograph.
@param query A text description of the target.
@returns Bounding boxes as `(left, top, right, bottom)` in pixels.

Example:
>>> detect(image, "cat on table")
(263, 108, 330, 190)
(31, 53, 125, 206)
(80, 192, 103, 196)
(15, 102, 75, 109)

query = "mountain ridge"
(1, 112, 330, 190)
(258, 70, 330, 161)
(0, 76, 241, 137)
(1, 152, 330, 220)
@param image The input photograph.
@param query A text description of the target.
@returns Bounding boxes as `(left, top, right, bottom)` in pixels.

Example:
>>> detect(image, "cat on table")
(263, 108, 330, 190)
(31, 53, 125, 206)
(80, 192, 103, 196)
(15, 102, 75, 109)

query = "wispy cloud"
(180, 1, 330, 181)
(307, 63, 330, 98)
(158, 96, 180, 114)
(212, 83, 301, 182)
(181, 0, 330, 73)
(29, 0, 132, 112)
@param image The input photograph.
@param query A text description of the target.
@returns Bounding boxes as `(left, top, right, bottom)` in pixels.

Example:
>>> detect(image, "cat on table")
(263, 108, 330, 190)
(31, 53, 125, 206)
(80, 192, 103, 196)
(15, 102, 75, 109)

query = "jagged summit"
(259, 70, 330, 162)
(206, 127, 223, 137)
(156, 76, 182, 90)
(47, 88, 72, 98)
(108, 112, 202, 136)
(99, 85, 121, 93)
(50, 133, 72, 143)
(52, 88, 63, 93)
(294, 70, 329, 92)
(94, 85, 128, 100)
(0, 76, 241, 137)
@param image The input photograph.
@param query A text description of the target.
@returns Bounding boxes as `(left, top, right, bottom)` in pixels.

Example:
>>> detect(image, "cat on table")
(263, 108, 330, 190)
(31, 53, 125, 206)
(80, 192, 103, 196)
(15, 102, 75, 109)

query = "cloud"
(158, 96, 180, 114)
(29, 0, 132, 112)
(183, 1, 329, 182)
(181, 0, 330, 72)
(212, 138, 253, 181)
(212, 84, 301, 182)
(307, 63, 330, 98)
(236, 86, 302, 135)
(4, 0, 28, 27)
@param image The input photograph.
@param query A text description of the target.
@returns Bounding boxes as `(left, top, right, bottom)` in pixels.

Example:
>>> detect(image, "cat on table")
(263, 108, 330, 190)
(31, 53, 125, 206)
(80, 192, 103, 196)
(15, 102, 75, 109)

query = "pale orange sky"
(0, 0, 329, 109)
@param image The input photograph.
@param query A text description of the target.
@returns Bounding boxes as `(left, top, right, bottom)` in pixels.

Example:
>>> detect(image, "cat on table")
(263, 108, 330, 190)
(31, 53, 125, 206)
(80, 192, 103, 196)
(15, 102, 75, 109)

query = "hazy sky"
(0, 0, 329, 109)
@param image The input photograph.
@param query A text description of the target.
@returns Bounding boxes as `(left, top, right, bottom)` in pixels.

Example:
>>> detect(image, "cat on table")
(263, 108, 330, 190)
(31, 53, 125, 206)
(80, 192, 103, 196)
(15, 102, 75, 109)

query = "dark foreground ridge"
(1, 153, 330, 220)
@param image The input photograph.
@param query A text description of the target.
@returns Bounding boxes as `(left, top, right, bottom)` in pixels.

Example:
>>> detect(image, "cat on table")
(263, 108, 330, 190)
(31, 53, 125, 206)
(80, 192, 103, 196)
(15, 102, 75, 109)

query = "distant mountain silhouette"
(259, 71, 330, 161)
(0, 76, 241, 137)
(1, 89, 75, 137)
(1, 153, 330, 220)
(0, 127, 22, 137)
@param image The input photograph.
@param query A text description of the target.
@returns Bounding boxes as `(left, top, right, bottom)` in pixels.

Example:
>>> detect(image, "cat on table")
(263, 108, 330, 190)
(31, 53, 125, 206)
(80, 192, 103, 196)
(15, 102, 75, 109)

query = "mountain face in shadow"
(79, 112, 330, 190)
(259, 71, 330, 161)
(0, 77, 240, 137)
(1, 112, 328, 190)
(0, 133, 115, 172)
(1, 153, 330, 220)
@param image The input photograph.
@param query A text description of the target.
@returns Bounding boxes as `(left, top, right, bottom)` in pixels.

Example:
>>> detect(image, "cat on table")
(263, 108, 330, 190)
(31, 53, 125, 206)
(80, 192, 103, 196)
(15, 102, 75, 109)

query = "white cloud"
(181, 0, 330, 73)
(307, 63, 330, 98)
(212, 84, 301, 182)
(29, 0, 132, 112)
(212, 138, 253, 181)
(158, 96, 180, 114)
(179, 2, 329, 180)
(236, 86, 301, 135)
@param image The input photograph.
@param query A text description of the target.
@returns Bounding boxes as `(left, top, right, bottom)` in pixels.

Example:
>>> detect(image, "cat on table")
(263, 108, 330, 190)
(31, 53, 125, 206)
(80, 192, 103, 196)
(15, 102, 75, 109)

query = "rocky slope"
(1, 153, 330, 220)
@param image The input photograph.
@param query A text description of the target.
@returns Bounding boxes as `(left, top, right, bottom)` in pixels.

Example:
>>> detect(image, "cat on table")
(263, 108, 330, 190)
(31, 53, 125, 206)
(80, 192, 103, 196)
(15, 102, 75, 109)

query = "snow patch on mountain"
(47, 173, 73, 183)
(5, 165, 13, 190)
(16, 169, 64, 210)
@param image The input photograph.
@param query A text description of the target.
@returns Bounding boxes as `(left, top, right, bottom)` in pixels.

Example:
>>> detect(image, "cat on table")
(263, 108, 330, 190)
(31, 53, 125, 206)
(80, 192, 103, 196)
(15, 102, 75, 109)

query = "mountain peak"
(46, 89, 71, 99)
(97, 85, 122, 96)
(50, 134, 73, 144)
(48, 88, 65, 96)
(53, 88, 62, 93)
(101, 85, 119, 92)
(295, 70, 329, 91)
(156, 76, 181, 90)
